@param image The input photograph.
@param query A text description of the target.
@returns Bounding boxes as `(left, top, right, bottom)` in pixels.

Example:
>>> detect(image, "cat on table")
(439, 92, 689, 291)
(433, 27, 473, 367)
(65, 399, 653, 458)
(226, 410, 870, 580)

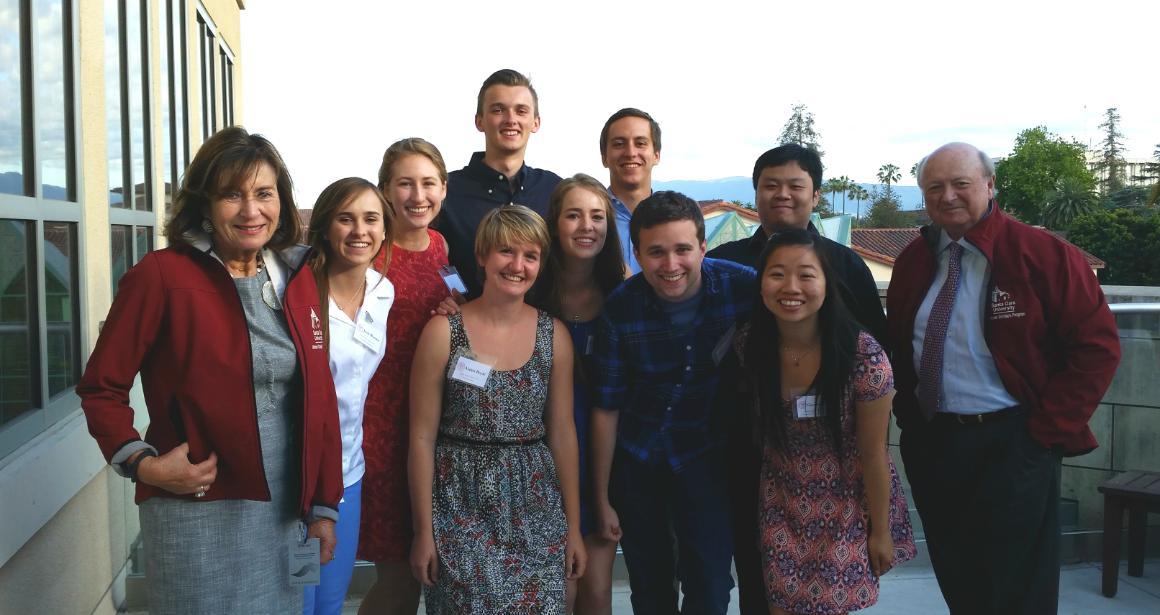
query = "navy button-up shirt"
(594, 258, 756, 470)
(434, 151, 561, 298)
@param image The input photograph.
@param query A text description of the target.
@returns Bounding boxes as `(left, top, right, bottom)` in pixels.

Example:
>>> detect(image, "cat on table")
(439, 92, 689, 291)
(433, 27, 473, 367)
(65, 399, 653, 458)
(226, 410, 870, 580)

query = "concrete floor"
(333, 556, 1160, 614)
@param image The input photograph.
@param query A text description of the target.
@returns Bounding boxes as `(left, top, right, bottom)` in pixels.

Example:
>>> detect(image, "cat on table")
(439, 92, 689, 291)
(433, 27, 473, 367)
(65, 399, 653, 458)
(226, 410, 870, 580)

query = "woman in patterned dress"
(358, 138, 452, 615)
(409, 205, 587, 613)
(531, 174, 626, 614)
(736, 229, 915, 615)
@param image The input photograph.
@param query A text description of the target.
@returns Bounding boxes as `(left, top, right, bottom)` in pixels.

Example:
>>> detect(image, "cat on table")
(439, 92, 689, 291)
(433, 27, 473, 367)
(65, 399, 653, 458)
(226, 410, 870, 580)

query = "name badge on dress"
(439, 265, 468, 294)
(451, 355, 492, 388)
(794, 394, 822, 420)
(712, 323, 737, 366)
(288, 537, 320, 587)
(352, 310, 383, 351)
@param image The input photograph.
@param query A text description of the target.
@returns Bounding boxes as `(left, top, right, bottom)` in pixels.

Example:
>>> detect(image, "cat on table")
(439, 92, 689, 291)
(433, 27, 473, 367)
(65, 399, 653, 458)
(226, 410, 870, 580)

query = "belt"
(931, 405, 1023, 426)
(438, 433, 545, 448)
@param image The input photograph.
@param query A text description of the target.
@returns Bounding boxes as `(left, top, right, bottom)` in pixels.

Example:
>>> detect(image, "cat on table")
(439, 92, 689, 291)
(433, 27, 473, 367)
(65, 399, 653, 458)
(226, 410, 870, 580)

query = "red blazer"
(78, 243, 342, 516)
(887, 204, 1121, 456)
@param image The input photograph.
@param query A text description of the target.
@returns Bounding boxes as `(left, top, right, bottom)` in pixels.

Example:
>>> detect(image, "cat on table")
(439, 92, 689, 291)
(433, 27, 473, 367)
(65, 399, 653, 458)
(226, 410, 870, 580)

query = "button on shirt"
(608, 189, 642, 274)
(329, 269, 394, 487)
(435, 151, 561, 297)
(595, 258, 756, 470)
(912, 231, 1018, 414)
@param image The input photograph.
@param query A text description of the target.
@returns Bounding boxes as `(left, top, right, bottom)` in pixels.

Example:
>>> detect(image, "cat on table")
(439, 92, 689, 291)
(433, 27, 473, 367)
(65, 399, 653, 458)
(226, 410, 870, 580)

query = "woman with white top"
(303, 177, 395, 615)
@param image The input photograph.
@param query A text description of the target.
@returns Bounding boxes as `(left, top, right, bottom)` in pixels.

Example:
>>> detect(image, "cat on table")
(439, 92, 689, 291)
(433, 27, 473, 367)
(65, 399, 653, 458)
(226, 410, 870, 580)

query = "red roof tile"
(850, 228, 1105, 268)
(699, 200, 760, 222)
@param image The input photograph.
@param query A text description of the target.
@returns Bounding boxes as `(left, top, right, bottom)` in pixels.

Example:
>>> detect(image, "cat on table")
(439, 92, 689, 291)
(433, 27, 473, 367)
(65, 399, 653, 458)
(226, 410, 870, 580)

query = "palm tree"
(836, 175, 854, 215)
(1043, 177, 1098, 229)
(849, 185, 870, 219)
(822, 179, 844, 215)
(877, 163, 901, 202)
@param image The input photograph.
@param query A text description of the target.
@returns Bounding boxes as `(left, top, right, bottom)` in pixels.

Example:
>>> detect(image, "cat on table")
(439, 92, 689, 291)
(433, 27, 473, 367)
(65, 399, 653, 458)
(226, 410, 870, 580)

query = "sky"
(241, 0, 1160, 207)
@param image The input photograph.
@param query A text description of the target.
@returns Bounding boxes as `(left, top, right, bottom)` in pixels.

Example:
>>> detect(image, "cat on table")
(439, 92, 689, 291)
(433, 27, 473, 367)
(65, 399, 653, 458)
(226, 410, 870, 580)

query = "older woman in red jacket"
(78, 126, 342, 614)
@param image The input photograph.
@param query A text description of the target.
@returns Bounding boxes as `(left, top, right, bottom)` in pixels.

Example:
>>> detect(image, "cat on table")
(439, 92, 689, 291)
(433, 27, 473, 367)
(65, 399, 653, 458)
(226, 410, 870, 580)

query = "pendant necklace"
(782, 345, 816, 367)
(333, 276, 367, 312)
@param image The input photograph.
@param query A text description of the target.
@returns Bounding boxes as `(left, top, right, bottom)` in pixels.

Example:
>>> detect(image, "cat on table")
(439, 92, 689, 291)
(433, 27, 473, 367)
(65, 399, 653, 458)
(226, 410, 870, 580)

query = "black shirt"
(707, 223, 888, 350)
(433, 151, 562, 297)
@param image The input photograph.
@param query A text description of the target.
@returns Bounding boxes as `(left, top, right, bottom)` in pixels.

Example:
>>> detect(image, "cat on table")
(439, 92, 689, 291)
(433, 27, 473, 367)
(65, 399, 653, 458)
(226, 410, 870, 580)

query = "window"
(161, 0, 189, 213)
(106, 0, 154, 293)
(0, 0, 81, 460)
(196, 5, 233, 140)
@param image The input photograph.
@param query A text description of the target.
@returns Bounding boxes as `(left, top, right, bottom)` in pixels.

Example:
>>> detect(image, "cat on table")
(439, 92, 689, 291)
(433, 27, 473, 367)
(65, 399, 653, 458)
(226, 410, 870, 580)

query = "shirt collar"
(465, 151, 528, 188)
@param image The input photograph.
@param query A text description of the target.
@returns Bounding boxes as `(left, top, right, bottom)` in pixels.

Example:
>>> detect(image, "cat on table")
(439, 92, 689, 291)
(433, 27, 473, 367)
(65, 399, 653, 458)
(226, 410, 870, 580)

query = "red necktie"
(919, 242, 963, 419)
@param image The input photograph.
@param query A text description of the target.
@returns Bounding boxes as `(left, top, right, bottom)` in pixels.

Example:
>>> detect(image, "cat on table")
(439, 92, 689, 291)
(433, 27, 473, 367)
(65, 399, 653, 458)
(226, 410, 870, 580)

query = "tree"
(822, 178, 845, 214)
(877, 163, 901, 202)
(1067, 208, 1160, 285)
(1134, 143, 1160, 206)
(835, 175, 854, 214)
(1095, 107, 1126, 195)
(1042, 176, 1097, 229)
(848, 185, 870, 219)
(729, 199, 755, 209)
(994, 126, 1096, 224)
(862, 187, 908, 228)
(778, 104, 823, 156)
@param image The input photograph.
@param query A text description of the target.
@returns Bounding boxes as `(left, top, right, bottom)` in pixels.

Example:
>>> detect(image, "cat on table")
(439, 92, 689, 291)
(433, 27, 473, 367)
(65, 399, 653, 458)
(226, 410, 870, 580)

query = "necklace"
(221, 252, 264, 278)
(781, 344, 816, 367)
(332, 275, 367, 311)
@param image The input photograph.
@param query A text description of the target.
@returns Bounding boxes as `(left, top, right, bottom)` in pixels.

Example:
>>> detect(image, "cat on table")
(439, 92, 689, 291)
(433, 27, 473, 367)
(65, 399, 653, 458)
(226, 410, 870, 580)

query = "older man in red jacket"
(887, 142, 1120, 614)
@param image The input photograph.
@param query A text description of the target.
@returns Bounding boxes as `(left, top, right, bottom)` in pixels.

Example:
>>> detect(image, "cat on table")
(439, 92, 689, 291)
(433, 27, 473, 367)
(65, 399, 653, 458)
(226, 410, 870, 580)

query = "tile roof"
(698, 200, 760, 222)
(850, 228, 1105, 269)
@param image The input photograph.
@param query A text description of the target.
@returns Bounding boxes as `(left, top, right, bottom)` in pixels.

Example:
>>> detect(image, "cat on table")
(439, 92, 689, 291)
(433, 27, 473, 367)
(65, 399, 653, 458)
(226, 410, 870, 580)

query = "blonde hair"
(474, 205, 550, 267)
(377, 138, 448, 190)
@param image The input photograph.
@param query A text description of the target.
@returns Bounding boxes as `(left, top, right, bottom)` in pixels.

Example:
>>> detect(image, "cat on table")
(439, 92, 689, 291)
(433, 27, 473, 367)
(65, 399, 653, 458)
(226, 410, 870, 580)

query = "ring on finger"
(194, 485, 208, 498)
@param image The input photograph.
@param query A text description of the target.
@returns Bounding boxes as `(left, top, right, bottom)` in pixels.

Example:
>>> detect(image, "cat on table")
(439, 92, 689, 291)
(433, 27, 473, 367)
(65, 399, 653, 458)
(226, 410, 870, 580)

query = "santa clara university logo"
(990, 286, 1026, 320)
(310, 307, 324, 350)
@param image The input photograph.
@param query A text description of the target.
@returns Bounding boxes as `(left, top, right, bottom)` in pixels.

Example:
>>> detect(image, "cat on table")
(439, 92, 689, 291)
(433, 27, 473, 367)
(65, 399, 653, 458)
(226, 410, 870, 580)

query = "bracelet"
(126, 450, 158, 484)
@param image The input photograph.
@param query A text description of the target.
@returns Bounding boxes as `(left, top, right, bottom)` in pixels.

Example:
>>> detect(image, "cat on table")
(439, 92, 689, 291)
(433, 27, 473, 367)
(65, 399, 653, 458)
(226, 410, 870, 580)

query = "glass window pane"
(0, 0, 24, 196)
(0, 219, 37, 424)
(34, 0, 71, 200)
(126, 0, 148, 211)
(43, 221, 78, 397)
(158, 0, 170, 190)
(110, 223, 130, 291)
(105, 0, 125, 208)
(134, 225, 152, 262)
(168, 0, 187, 215)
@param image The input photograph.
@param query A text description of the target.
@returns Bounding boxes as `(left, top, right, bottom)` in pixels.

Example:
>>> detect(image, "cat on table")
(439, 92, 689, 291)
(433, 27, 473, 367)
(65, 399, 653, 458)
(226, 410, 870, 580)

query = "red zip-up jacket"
(78, 242, 342, 516)
(886, 204, 1120, 456)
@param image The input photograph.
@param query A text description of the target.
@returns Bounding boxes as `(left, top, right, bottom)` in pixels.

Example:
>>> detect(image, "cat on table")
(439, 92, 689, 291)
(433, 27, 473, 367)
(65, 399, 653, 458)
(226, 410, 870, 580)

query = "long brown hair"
(165, 126, 301, 249)
(306, 177, 393, 347)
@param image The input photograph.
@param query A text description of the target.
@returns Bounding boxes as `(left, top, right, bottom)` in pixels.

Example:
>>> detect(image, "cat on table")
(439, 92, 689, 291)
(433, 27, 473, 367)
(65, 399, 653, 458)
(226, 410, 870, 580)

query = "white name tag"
(352, 311, 383, 351)
(451, 356, 492, 388)
(288, 537, 320, 587)
(439, 265, 468, 294)
(794, 394, 821, 420)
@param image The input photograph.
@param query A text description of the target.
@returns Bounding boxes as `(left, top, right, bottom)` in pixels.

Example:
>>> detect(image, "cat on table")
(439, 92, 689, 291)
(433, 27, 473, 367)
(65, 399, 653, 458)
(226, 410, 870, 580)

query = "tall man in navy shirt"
(600, 107, 662, 275)
(592, 191, 755, 614)
(707, 144, 886, 615)
(435, 69, 562, 297)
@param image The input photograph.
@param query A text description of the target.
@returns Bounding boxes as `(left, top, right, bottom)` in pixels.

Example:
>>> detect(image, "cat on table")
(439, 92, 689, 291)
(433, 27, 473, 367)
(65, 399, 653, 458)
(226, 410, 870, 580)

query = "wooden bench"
(1098, 470, 1160, 597)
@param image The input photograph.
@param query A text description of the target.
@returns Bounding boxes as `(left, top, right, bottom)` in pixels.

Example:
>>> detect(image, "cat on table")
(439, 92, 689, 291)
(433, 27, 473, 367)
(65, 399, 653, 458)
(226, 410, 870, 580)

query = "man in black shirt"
(434, 69, 562, 297)
(707, 144, 886, 615)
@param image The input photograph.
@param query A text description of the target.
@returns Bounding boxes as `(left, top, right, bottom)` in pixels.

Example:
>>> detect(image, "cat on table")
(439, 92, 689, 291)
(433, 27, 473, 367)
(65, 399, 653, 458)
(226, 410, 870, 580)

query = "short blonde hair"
(474, 204, 550, 266)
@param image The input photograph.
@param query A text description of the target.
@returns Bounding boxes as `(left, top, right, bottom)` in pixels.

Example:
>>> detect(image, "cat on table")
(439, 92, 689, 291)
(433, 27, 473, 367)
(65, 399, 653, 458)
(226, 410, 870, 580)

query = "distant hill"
(0, 172, 70, 200)
(654, 176, 925, 212)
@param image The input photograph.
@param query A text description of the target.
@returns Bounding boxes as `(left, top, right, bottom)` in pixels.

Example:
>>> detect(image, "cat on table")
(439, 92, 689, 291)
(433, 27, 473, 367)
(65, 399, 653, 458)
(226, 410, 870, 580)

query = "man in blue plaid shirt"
(590, 191, 756, 614)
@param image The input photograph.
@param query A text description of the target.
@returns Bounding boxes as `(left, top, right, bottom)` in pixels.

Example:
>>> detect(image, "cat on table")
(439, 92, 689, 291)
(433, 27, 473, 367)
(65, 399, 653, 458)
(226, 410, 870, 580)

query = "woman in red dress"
(358, 138, 451, 614)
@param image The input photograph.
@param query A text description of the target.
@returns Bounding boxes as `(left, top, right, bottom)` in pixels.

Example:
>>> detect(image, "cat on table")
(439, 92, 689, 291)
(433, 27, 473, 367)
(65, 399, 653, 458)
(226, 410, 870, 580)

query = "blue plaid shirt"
(595, 258, 756, 470)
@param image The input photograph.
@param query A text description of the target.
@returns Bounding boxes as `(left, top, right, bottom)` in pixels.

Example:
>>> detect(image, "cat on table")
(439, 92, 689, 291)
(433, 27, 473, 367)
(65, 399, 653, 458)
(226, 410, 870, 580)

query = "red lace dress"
(358, 229, 449, 562)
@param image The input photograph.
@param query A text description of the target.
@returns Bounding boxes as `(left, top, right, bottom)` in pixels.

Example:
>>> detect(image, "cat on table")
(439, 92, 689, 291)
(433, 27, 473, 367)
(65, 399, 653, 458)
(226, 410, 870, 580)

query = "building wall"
(0, 1, 243, 613)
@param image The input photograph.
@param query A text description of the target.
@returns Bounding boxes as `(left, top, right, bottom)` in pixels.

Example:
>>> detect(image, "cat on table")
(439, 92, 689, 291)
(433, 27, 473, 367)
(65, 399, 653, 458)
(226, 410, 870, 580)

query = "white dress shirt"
(912, 230, 1019, 414)
(329, 268, 394, 487)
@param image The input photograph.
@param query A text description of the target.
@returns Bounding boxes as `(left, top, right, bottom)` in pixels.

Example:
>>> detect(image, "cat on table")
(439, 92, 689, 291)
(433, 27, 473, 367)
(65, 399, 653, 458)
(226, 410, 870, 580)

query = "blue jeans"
(303, 479, 362, 615)
(612, 449, 735, 615)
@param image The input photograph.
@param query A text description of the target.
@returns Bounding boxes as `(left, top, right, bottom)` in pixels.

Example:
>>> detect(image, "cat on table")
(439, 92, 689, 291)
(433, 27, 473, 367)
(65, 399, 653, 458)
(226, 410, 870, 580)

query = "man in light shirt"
(886, 142, 1121, 613)
(600, 107, 662, 274)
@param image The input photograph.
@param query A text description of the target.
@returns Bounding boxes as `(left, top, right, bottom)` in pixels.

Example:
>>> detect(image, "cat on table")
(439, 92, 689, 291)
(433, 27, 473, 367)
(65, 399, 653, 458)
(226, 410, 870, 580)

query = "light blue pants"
(303, 479, 362, 615)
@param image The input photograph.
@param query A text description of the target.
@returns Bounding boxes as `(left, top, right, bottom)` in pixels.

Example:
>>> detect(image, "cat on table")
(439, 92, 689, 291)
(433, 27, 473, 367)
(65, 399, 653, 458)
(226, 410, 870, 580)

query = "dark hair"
(742, 228, 861, 455)
(533, 174, 627, 316)
(599, 107, 662, 156)
(165, 126, 302, 249)
(476, 69, 539, 118)
(752, 144, 823, 192)
(628, 190, 705, 252)
(306, 178, 393, 348)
